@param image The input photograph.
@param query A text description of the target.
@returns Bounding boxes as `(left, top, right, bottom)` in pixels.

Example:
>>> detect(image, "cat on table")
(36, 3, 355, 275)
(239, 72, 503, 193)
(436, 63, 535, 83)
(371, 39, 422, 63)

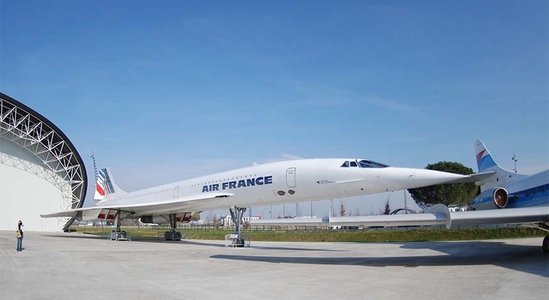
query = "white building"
(0, 93, 87, 231)
(222, 215, 262, 227)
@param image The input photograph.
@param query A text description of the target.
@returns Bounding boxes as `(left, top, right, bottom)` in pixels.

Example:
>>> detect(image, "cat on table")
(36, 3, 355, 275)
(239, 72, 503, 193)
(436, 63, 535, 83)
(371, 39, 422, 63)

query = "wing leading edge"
(41, 192, 234, 219)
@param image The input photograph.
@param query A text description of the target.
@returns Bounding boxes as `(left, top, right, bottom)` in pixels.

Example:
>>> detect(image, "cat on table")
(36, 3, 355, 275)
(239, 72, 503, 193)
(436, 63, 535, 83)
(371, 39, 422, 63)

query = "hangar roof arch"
(0, 92, 87, 229)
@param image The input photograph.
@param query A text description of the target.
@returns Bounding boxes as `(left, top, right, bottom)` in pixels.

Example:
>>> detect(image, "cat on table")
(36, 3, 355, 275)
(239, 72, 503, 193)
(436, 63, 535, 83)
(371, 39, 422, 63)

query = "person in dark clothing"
(16, 220, 23, 252)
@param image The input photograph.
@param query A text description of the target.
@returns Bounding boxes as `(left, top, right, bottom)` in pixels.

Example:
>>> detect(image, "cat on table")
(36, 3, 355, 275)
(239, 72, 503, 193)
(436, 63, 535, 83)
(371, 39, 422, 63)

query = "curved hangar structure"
(0, 92, 87, 231)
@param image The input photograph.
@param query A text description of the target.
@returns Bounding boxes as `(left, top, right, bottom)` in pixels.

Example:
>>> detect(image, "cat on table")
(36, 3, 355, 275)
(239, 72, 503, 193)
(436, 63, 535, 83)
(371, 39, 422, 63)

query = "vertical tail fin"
(474, 140, 525, 191)
(475, 140, 499, 173)
(92, 155, 126, 204)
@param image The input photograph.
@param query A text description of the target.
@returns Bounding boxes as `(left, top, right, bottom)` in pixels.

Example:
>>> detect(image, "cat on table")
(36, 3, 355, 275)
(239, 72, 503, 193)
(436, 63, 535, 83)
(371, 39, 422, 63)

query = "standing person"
(16, 220, 23, 252)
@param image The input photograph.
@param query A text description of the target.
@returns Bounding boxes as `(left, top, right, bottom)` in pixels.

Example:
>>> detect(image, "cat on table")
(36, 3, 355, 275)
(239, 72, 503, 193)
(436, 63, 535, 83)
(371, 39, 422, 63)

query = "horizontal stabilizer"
(450, 206, 549, 226)
(330, 204, 452, 229)
(250, 217, 328, 226)
(206, 206, 549, 230)
(322, 206, 549, 229)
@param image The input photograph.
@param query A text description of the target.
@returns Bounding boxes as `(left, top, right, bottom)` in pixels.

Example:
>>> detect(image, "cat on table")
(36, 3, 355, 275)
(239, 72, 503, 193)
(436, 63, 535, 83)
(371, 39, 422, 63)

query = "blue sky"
(1, 1, 548, 217)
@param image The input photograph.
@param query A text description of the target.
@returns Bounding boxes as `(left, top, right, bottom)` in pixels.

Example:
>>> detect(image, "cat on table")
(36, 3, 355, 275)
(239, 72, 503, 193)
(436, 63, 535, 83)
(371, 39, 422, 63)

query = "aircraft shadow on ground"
(43, 233, 105, 240)
(130, 237, 338, 252)
(44, 234, 226, 247)
(248, 245, 338, 252)
(211, 241, 549, 278)
(46, 233, 335, 252)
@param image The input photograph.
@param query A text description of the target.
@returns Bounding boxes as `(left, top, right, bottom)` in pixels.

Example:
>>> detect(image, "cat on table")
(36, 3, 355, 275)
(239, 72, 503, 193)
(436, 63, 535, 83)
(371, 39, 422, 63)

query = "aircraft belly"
(81, 210, 102, 221)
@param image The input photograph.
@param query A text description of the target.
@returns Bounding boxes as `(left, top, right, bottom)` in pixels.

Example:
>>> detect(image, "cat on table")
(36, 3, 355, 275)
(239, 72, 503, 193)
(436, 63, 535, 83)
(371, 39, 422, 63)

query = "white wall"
(0, 139, 71, 231)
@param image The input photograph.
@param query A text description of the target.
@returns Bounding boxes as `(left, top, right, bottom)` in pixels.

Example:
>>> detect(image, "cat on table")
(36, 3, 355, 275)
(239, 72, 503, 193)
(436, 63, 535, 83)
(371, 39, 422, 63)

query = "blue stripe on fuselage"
(472, 184, 549, 208)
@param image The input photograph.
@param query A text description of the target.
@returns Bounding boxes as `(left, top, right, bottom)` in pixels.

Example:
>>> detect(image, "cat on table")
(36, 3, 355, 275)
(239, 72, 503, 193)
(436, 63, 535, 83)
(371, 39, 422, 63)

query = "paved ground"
(1, 231, 547, 300)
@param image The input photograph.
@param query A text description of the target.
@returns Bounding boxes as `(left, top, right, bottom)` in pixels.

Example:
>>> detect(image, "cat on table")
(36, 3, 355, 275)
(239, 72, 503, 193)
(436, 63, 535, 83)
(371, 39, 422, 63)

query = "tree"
(212, 213, 220, 229)
(407, 161, 479, 206)
(340, 202, 346, 217)
(383, 200, 391, 215)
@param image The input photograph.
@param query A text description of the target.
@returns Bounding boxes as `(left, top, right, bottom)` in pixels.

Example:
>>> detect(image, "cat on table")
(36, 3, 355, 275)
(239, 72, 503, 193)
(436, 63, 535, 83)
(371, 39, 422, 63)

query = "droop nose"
(408, 168, 467, 188)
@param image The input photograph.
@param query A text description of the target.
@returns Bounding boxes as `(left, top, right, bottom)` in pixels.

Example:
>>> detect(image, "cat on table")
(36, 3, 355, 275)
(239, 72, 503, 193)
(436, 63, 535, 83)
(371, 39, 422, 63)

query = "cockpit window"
(358, 160, 389, 168)
(341, 159, 389, 168)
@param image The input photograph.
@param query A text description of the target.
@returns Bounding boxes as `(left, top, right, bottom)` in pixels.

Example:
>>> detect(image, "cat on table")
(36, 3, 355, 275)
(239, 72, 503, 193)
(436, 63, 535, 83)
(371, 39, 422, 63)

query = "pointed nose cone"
(368, 167, 469, 192)
(408, 168, 467, 188)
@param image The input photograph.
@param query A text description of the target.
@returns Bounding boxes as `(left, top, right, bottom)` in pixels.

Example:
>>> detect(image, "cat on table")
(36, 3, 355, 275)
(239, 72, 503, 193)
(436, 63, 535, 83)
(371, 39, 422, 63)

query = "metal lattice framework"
(0, 93, 87, 228)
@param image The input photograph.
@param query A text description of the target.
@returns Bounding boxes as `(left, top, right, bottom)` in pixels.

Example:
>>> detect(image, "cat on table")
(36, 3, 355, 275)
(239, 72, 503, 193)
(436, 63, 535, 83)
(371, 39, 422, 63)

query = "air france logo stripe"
(202, 176, 273, 193)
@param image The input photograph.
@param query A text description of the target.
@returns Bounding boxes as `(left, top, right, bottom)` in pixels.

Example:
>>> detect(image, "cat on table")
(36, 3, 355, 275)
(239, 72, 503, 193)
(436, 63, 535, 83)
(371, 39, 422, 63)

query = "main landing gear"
(164, 214, 183, 241)
(108, 211, 130, 241)
(532, 222, 549, 254)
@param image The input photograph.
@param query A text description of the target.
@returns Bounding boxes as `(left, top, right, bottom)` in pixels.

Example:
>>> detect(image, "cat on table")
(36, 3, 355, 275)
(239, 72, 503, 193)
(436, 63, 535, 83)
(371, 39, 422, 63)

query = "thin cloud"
(384, 136, 432, 144)
(292, 81, 356, 100)
(362, 96, 419, 114)
(288, 81, 424, 115)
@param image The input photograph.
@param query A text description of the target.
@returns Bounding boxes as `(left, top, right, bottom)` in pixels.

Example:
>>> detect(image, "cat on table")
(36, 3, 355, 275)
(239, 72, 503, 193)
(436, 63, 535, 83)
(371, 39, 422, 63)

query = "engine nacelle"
(139, 212, 201, 225)
(139, 215, 169, 225)
(471, 187, 509, 210)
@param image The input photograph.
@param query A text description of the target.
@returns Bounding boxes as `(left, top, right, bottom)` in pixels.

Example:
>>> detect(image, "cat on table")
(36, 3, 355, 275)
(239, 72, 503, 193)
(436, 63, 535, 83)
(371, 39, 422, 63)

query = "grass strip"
(73, 227, 545, 243)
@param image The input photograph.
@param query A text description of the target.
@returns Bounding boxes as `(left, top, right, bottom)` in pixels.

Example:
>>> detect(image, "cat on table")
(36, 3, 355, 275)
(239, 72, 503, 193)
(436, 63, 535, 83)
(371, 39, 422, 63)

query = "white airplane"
(42, 157, 491, 245)
(328, 140, 549, 253)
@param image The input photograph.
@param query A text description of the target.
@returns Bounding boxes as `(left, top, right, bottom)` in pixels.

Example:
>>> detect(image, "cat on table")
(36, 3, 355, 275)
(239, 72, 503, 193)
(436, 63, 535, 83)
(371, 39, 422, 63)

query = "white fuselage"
(97, 158, 469, 216)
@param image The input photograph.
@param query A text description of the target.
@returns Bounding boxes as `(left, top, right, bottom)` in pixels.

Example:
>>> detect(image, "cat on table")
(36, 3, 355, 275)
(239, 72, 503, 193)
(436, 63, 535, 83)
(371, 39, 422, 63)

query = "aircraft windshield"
(340, 160, 389, 168)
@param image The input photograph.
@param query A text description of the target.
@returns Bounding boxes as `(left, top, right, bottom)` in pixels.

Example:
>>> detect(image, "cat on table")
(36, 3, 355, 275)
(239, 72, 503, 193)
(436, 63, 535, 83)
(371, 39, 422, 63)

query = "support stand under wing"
(226, 206, 250, 247)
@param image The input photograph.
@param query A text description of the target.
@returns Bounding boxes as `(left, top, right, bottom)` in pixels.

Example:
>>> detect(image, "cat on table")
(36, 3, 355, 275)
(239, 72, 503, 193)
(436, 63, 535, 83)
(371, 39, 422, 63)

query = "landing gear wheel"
(542, 236, 549, 254)
(164, 214, 182, 241)
(232, 238, 245, 247)
(164, 231, 182, 241)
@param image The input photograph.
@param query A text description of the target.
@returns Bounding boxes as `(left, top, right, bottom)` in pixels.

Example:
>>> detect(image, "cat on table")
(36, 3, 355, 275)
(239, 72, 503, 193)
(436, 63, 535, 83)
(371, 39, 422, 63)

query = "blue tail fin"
(474, 140, 525, 191)
(475, 140, 498, 173)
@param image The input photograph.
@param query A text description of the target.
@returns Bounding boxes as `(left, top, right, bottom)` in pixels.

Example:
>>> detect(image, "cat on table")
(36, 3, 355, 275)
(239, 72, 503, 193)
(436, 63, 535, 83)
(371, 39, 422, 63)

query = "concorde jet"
(42, 156, 492, 246)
